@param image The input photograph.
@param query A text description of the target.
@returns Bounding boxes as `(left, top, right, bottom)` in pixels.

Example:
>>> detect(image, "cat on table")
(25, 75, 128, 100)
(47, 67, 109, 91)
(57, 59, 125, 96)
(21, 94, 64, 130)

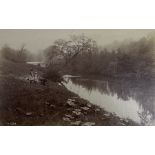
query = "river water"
(63, 75, 155, 125)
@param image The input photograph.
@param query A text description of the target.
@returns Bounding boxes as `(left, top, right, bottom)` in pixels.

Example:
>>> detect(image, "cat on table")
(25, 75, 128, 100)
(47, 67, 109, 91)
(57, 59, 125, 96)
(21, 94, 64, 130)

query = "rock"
(70, 121, 81, 125)
(95, 108, 100, 112)
(58, 83, 62, 86)
(81, 107, 89, 111)
(75, 109, 81, 112)
(104, 113, 110, 117)
(125, 119, 129, 123)
(82, 122, 95, 126)
(72, 109, 82, 115)
(67, 102, 76, 106)
(50, 104, 55, 108)
(65, 114, 74, 119)
(87, 104, 92, 108)
(63, 117, 71, 122)
(68, 98, 76, 102)
(118, 122, 125, 126)
(72, 111, 82, 116)
(26, 112, 33, 116)
(67, 99, 76, 106)
(8, 122, 16, 126)
(45, 101, 50, 105)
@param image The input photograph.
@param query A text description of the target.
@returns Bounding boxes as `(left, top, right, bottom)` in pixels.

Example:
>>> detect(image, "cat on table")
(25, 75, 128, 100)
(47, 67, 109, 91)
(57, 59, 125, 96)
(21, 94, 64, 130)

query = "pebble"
(118, 122, 125, 126)
(95, 108, 100, 112)
(81, 107, 89, 111)
(65, 114, 74, 119)
(58, 83, 62, 86)
(70, 121, 81, 125)
(87, 104, 92, 108)
(68, 98, 76, 102)
(26, 112, 33, 116)
(67, 99, 76, 106)
(75, 109, 81, 112)
(63, 117, 71, 122)
(104, 113, 110, 117)
(125, 119, 129, 122)
(82, 122, 95, 126)
(50, 104, 55, 108)
(45, 101, 50, 105)
(72, 111, 82, 116)
(8, 122, 17, 126)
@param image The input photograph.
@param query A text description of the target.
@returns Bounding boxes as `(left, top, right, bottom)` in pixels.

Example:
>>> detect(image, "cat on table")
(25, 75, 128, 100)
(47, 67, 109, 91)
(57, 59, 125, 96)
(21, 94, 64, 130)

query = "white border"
(0, 0, 154, 29)
(0, 0, 155, 155)
(0, 127, 155, 155)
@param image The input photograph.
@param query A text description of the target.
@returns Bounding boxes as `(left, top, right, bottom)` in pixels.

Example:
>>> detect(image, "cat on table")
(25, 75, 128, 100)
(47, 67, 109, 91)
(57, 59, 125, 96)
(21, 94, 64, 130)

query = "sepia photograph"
(0, 29, 155, 126)
(1, 0, 155, 155)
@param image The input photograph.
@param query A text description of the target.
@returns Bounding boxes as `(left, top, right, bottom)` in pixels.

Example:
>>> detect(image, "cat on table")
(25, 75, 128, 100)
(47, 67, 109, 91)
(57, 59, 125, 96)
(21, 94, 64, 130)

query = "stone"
(81, 107, 90, 111)
(62, 117, 71, 122)
(50, 104, 55, 108)
(87, 104, 92, 108)
(45, 101, 50, 105)
(70, 121, 81, 125)
(82, 122, 95, 126)
(65, 114, 74, 119)
(26, 112, 33, 116)
(95, 108, 100, 112)
(75, 109, 81, 112)
(9, 122, 17, 126)
(67, 99, 76, 106)
(104, 113, 110, 117)
(72, 111, 82, 116)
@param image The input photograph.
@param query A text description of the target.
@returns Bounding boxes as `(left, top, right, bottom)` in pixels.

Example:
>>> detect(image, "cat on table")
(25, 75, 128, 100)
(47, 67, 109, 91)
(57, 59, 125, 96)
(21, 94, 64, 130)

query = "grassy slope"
(0, 58, 138, 125)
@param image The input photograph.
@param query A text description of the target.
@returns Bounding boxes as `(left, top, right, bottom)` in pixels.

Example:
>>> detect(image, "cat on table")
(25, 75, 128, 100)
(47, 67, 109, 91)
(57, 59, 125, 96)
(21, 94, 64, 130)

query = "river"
(63, 75, 155, 125)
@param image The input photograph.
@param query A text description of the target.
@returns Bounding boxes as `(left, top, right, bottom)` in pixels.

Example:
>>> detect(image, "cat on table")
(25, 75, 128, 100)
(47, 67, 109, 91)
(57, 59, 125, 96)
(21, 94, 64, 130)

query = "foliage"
(44, 35, 155, 79)
(44, 35, 98, 65)
(0, 45, 28, 63)
(43, 66, 62, 82)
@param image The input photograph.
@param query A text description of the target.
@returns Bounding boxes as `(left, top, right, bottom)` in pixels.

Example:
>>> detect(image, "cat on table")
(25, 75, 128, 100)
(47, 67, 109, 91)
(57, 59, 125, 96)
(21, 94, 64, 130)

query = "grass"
(0, 58, 138, 126)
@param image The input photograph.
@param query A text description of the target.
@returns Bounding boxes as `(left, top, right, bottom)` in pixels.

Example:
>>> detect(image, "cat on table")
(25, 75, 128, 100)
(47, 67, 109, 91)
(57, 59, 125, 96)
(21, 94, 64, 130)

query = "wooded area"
(43, 34, 155, 79)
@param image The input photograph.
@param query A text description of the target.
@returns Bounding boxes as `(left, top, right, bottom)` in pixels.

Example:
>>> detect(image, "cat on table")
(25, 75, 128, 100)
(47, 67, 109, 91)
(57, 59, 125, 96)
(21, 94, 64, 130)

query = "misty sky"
(0, 29, 154, 53)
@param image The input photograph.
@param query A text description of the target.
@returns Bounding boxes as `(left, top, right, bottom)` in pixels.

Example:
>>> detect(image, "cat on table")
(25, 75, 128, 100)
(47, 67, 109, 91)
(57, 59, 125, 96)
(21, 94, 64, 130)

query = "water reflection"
(63, 76, 155, 125)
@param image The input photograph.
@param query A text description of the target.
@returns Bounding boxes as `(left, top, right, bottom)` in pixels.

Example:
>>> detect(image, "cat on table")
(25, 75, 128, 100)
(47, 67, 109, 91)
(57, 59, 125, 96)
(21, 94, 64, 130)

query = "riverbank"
(0, 60, 138, 125)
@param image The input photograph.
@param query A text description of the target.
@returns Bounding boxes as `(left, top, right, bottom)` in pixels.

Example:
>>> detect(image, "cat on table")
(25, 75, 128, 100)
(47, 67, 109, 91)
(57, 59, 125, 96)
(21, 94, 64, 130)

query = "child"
(29, 68, 35, 84)
(34, 71, 39, 83)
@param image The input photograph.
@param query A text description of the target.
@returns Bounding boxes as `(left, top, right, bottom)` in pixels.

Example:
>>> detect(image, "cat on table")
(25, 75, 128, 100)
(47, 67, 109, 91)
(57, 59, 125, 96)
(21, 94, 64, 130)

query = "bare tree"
(17, 44, 27, 62)
(43, 35, 98, 70)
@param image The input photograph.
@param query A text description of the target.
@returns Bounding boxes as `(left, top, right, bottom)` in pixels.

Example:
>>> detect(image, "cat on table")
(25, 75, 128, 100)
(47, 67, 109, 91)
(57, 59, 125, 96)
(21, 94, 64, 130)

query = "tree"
(44, 35, 98, 67)
(66, 35, 98, 73)
(16, 44, 27, 62)
(0, 44, 28, 63)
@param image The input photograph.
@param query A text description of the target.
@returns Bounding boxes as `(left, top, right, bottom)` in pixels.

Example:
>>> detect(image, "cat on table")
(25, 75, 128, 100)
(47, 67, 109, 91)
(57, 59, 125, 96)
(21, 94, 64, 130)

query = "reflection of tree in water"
(70, 77, 155, 125)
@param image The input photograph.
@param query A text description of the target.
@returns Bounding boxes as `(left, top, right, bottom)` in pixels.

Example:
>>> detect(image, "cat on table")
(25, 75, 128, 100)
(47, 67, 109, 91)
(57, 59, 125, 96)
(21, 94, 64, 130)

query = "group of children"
(28, 68, 47, 85)
(28, 68, 40, 84)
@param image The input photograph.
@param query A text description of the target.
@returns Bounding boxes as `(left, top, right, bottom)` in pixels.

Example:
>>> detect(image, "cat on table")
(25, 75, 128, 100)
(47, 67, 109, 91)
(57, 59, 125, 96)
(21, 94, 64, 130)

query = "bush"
(43, 67, 62, 82)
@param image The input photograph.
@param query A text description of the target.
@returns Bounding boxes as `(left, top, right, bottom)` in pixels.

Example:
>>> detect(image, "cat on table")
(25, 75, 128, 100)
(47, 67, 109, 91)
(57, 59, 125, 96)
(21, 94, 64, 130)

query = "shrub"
(43, 67, 62, 82)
